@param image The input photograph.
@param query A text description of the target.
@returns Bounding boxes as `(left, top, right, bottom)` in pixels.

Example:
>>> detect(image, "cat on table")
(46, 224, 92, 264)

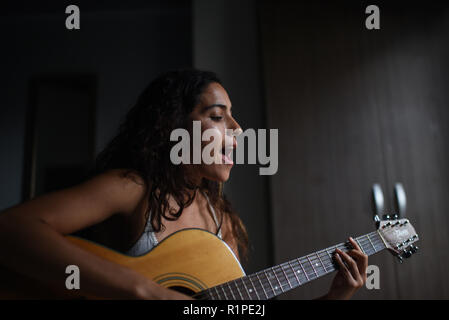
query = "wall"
(193, 0, 273, 274)
(0, 1, 192, 209)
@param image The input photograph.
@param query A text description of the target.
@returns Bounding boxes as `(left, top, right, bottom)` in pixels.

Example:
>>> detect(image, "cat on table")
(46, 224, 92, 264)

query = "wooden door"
(259, 1, 400, 299)
(374, 7, 449, 298)
(258, 1, 449, 299)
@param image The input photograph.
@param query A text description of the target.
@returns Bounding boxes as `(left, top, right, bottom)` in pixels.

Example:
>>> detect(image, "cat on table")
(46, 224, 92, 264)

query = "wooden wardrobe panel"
(376, 9, 449, 299)
(259, 1, 400, 299)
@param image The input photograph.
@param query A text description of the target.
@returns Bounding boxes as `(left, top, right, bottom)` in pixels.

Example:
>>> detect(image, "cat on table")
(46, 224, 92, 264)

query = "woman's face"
(187, 82, 242, 182)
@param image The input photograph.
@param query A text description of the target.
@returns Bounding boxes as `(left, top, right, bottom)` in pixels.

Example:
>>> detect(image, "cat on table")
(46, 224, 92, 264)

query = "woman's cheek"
(201, 126, 224, 162)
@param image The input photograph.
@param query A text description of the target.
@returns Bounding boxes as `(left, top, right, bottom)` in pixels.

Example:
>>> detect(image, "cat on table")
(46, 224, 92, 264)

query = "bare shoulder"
(92, 169, 146, 199)
(76, 169, 148, 216)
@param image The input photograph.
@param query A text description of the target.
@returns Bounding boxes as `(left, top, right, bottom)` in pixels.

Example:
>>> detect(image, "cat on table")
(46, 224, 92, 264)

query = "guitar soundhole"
(169, 286, 196, 296)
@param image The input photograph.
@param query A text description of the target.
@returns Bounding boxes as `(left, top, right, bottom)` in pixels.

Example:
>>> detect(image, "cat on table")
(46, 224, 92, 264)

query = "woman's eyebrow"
(201, 103, 228, 112)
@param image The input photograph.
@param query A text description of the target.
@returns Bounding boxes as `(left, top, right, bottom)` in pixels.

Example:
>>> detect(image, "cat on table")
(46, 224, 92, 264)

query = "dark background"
(0, 0, 448, 299)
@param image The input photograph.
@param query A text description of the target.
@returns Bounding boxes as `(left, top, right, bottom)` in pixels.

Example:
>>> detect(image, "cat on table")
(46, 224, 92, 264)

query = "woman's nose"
(232, 127, 243, 137)
(228, 117, 242, 136)
(226, 126, 242, 138)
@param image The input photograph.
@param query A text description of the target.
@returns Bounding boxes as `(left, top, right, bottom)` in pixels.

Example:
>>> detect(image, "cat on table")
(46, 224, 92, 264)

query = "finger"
(336, 248, 361, 282)
(347, 249, 368, 266)
(347, 250, 368, 267)
(348, 237, 362, 252)
(334, 250, 353, 280)
(347, 250, 368, 280)
(348, 237, 368, 277)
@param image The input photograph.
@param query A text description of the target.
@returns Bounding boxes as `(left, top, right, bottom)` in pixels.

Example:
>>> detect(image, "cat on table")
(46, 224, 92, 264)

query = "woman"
(0, 69, 367, 299)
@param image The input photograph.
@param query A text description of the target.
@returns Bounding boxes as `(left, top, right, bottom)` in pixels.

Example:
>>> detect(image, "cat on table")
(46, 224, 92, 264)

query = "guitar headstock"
(378, 218, 419, 262)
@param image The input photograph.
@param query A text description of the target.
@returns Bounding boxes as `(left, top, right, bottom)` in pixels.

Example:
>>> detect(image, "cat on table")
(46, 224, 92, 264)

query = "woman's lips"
(221, 153, 234, 165)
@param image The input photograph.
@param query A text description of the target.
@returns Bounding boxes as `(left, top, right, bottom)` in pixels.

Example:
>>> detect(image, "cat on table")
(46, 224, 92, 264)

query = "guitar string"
(239, 233, 384, 298)
(195, 233, 384, 300)
(193, 232, 385, 300)
(208, 221, 417, 300)
(202, 236, 385, 300)
(208, 232, 385, 300)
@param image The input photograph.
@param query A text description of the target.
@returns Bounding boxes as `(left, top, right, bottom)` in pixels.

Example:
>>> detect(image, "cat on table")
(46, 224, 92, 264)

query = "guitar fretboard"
(193, 230, 386, 300)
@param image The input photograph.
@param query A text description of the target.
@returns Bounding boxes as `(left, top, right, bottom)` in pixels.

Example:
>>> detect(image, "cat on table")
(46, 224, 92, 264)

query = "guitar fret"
(321, 250, 334, 272)
(356, 237, 368, 253)
(324, 248, 333, 265)
(296, 260, 309, 283)
(355, 237, 365, 253)
(363, 235, 377, 253)
(227, 282, 237, 299)
(240, 279, 251, 300)
(367, 233, 376, 252)
(263, 270, 276, 296)
(255, 273, 269, 299)
(233, 280, 244, 299)
(221, 284, 229, 300)
(279, 264, 292, 288)
(271, 267, 284, 293)
(313, 253, 326, 275)
(306, 255, 318, 278)
(248, 275, 261, 300)
(316, 252, 326, 273)
(363, 237, 374, 254)
(327, 246, 338, 270)
(240, 278, 253, 300)
(361, 233, 375, 253)
(288, 261, 301, 286)
(299, 258, 314, 280)
(213, 286, 221, 300)
(297, 258, 309, 282)
(377, 231, 387, 247)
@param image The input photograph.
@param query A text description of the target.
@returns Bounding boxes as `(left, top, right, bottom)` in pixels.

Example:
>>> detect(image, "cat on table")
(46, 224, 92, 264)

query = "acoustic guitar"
(0, 217, 419, 299)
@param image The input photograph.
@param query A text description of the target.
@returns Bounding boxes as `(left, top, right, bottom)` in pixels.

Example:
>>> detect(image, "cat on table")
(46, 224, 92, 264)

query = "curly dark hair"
(92, 69, 248, 259)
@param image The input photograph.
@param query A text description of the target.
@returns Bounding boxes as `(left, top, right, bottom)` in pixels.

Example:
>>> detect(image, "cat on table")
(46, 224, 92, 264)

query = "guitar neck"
(196, 230, 387, 300)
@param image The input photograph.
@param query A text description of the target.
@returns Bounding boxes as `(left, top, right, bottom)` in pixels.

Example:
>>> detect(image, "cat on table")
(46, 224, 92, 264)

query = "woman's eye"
(210, 116, 223, 121)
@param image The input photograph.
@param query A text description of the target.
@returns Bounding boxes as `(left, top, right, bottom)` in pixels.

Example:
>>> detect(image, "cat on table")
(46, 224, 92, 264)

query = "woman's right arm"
(0, 170, 190, 299)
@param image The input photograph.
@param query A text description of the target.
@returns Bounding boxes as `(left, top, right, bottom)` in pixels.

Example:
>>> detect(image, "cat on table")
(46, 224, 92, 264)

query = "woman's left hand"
(324, 237, 368, 300)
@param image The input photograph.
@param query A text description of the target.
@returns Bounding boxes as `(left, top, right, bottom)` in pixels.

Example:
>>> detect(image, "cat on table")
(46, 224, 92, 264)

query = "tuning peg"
(392, 214, 399, 220)
(383, 214, 391, 220)
(374, 214, 381, 229)
(397, 255, 403, 264)
(402, 250, 413, 258)
(410, 245, 419, 254)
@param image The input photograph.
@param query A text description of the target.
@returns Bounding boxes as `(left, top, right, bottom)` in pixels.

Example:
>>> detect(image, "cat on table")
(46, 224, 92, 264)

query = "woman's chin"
(204, 166, 232, 182)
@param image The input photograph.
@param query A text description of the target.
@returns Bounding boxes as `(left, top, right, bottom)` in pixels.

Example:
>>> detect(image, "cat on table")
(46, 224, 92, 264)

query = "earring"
(218, 182, 223, 197)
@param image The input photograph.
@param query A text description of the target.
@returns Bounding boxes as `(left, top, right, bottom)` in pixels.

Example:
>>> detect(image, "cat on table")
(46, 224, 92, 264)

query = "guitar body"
(0, 218, 419, 300)
(0, 229, 245, 299)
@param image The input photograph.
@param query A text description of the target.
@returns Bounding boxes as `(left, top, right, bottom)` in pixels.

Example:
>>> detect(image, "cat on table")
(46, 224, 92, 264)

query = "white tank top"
(125, 191, 222, 257)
